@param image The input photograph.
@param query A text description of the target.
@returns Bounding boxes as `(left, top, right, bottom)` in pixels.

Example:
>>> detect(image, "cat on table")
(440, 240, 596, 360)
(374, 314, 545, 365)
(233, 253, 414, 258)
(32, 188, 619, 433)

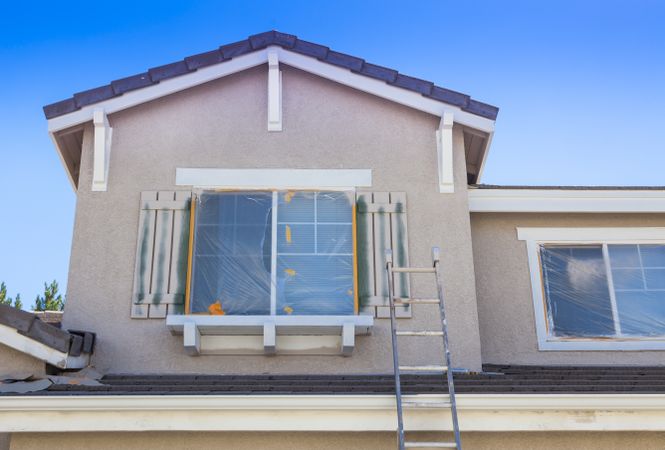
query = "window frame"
(518, 227, 665, 351)
(184, 189, 359, 317)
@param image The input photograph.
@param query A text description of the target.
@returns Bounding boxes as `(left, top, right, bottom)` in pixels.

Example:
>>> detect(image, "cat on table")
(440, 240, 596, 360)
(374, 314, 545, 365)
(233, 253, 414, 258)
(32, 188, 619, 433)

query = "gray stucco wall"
(0, 344, 44, 377)
(471, 212, 665, 365)
(62, 64, 483, 373)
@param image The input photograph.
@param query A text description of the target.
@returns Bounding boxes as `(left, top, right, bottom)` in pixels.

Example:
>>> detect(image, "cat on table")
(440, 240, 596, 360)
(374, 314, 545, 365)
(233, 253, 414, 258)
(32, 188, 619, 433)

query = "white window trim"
(517, 227, 665, 351)
(176, 168, 372, 190)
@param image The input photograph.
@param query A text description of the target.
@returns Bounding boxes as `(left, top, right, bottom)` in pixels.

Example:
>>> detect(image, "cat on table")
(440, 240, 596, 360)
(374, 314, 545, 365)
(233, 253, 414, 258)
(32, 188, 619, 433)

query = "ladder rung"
(399, 365, 448, 373)
(402, 401, 451, 408)
(391, 267, 436, 273)
(394, 297, 440, 304)
(405, 442, 457, 448)
(396, 331, 444, 336)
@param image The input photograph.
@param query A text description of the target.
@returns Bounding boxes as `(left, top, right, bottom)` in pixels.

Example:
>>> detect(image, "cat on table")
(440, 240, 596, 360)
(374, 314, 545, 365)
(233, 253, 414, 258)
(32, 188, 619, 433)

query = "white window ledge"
(166, 315, 373, 356)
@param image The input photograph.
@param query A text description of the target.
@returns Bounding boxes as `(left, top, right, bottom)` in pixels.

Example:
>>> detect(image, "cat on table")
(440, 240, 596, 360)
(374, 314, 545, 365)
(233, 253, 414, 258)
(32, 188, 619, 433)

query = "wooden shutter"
(356, 192, 411, 318)
(131, 191, 192, 319)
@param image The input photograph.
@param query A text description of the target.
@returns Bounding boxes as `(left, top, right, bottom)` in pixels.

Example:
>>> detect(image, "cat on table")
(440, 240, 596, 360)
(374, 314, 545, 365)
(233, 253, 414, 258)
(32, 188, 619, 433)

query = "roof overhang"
(2, 393, 665, 432)
(47, 45, 496, 191)
(469, 188, 665, 213)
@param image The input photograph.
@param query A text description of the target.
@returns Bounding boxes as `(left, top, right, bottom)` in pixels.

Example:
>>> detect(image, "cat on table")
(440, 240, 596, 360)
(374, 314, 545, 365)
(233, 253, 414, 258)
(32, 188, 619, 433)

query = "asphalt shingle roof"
(43, 31, 499, 121)
(7, 365, 665, 396)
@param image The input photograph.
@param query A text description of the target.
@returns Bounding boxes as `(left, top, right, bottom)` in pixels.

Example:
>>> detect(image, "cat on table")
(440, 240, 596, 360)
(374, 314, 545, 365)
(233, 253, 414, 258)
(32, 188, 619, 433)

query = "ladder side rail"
(386, 249, 406, 450)
(432, 247, 462, 449)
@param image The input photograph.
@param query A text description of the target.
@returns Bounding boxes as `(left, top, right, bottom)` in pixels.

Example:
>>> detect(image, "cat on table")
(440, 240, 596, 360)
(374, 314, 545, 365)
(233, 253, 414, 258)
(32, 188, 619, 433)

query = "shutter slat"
(131, 191, 158, 319)
(167, 191, 192, 315)
(390, 192, 411, 318)
(356, 193, 377, 316)
(372, 192, 392, 319)
(148, 191, 175, 318)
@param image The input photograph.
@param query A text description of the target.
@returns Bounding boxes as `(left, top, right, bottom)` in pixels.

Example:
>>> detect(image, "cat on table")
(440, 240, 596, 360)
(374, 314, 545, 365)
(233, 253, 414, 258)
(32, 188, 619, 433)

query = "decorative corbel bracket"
(92, 108, 113, 191)
(267, 50, 282, 131)
(436, 111, 454, 193)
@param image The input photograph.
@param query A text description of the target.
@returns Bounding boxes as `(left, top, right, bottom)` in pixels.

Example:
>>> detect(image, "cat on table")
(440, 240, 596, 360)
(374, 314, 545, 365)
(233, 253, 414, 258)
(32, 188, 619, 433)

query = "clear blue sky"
(0, 1, 664, 305)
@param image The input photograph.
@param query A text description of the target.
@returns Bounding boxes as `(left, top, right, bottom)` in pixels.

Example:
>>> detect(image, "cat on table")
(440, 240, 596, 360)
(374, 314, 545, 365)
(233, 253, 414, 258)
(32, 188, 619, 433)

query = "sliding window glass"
(189, 190, 356, 316)
(540, 244, 665, 339)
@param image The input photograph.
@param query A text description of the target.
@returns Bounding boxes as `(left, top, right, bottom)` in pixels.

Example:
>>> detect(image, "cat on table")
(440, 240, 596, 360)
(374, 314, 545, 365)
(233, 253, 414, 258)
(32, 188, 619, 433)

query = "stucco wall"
(471, 212, 665, 365)
(11, 431, 665, 450)
(62, 64, 483, 373)
(0, 343, 44, 377)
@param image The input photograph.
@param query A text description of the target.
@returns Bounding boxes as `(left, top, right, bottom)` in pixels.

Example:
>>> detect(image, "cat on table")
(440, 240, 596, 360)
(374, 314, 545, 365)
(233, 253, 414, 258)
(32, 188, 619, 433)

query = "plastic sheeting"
(189, 190, 355, 316)
(540, 244, 665, 338)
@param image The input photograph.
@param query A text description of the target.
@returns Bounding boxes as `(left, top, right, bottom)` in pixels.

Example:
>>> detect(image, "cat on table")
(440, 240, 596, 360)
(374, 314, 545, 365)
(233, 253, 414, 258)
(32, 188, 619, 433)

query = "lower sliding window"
(540, 243, 665, 338)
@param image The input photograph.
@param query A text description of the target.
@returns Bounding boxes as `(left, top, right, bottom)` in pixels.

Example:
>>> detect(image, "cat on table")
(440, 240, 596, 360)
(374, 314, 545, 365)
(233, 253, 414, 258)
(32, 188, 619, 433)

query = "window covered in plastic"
(540, 244, 665, 338)
(189, 190, 356, 316)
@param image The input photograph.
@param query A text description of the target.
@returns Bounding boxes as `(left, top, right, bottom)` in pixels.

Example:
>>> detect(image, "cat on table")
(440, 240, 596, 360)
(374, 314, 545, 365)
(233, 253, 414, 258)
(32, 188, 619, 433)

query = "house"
(1, 30, 665, 449)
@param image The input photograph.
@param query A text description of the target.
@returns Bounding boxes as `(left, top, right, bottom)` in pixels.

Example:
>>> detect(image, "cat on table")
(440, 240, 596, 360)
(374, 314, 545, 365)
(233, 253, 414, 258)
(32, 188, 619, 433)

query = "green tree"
(13, 293, 22, 310)
(0, 282, 9, 306)
(0, 282, 23, 309)
(33, 280, 64, 312)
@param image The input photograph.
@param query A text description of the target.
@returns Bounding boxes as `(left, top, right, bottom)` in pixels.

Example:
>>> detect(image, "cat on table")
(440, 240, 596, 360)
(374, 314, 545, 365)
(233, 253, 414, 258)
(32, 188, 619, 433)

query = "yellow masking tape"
(285, 268, 296, 276)
(285, 225, 292, 243)
(283, 305, 294, 314)
(208, 300, 225, 316)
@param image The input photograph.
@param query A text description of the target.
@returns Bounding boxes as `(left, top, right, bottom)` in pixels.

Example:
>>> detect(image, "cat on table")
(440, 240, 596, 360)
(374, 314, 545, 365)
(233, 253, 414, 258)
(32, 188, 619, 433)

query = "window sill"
(166, 315, 373, 356)
(539, 337, 665, 351)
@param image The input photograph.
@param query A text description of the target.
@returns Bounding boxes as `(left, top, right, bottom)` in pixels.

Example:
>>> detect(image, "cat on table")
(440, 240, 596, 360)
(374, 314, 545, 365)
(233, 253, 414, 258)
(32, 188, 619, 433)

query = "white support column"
(341, 322, 355, 356)
(267, 51, 282, 131)
(92, 108, 113, 191)
(436, 111, 454, 193)
(183, 322, 201, 356)
(263, 322, 276, 355)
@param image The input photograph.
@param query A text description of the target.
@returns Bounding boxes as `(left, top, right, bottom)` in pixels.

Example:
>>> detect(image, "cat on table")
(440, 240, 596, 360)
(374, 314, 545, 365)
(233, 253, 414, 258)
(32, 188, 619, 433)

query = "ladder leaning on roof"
(385, 247, 462, 450)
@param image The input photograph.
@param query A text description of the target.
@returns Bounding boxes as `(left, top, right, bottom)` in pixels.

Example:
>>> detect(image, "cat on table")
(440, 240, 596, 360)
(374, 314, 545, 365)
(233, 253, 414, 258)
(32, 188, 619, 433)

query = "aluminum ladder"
(386, 247, 462, 450)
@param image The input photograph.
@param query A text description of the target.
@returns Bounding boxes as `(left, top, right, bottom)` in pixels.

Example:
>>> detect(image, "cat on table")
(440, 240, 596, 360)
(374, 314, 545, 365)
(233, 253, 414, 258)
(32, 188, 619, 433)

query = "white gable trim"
(47, 47, 495, 135)
(469, 188, 665, 213)
(0, 323, 89, 369)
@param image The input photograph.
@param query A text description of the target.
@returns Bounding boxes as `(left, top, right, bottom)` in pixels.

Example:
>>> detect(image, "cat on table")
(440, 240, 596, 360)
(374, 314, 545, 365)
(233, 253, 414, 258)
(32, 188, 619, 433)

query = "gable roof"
(0, 304, 95, 369)
(43, 31, 498, 121)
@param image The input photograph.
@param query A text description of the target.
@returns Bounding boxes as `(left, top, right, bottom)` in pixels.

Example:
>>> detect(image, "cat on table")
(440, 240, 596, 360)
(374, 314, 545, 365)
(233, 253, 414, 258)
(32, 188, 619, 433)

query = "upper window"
(518, 227, 665, 350)
(188, 190, 357, 316)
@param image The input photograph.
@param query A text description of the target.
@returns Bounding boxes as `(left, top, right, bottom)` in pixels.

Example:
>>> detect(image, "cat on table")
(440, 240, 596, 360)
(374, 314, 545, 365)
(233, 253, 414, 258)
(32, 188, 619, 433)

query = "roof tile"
(111, 73, 154, 95)
(73, 85, 116, 108)
(390, 74, 434, 95)
(184, 49, 226, 70)
(353, 62, 398, 83)
(148, 61, 191, 83)
(426, 86, 470, 108)
(290, 39, 329, 59)
(249, 31, 297, 50)
(43, 98, 78, 119)
(464, 99, 499, 120)
(324, 50, 364, 71)
(219, 39, 253, 59)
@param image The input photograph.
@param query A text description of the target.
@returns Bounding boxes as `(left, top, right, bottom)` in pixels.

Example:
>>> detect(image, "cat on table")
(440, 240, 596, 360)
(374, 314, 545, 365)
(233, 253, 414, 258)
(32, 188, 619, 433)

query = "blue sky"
(0, 1, 664, 305)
